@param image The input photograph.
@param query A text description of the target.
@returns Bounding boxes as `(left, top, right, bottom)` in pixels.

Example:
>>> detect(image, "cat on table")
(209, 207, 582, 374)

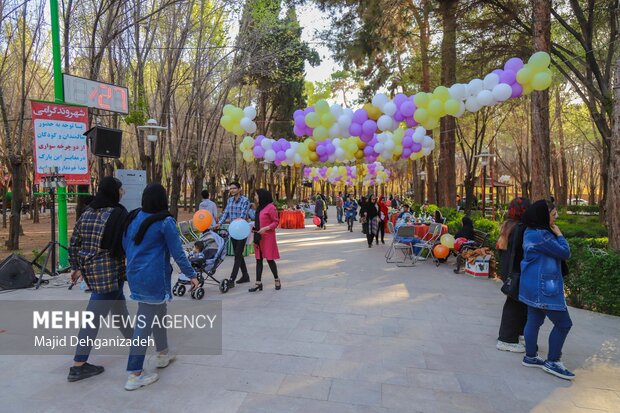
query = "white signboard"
(116, 170, 146, 212)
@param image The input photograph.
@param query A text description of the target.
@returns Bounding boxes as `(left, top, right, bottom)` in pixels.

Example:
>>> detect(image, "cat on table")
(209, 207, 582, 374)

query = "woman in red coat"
(249, 189, 281, 292)
(377, 196, 389, 244)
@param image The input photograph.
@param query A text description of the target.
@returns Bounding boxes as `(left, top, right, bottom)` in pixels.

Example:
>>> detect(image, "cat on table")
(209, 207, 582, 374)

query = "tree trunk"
(426, 146, 436, 204)
(530, 0, 552, 201)
(555, 89, 568, 206)
(607, 58, 620, 251)
(7, 159, 23, 250)
(169, 162, 182, 219)
(438, 0, 458, 207)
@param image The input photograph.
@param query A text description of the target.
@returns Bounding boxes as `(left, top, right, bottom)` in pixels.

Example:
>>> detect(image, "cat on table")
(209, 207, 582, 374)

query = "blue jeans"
(74, 281, 132, 362)
(126, 302, 169, 373)
(524, 306, 572, 362)
(337, 207, 344, 223)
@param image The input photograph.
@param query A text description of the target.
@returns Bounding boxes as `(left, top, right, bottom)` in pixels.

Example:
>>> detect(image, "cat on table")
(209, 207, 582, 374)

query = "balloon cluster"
(303, 162, 391, 186)
(220, 105, 257, 136)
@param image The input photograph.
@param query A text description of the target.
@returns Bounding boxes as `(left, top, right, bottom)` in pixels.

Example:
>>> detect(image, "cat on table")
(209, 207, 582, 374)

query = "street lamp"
(418, 170, 427, 203)
(475, 146, 496, 218)
(138, 118, 167, 183)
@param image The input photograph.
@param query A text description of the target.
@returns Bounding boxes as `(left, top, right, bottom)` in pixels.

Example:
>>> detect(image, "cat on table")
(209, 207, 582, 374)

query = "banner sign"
(31, 101, 89, 184)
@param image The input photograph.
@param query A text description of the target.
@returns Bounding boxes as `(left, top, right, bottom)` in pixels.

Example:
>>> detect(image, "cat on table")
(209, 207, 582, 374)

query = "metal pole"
(50, 187, 57, 273)
(50, 0, 68, 267)
(482, 165, 487, 217)
(151, 141, 156, 183)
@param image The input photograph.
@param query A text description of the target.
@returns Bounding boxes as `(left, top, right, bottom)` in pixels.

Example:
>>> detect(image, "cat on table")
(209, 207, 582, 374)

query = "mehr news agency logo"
(32, 310, 218, 350)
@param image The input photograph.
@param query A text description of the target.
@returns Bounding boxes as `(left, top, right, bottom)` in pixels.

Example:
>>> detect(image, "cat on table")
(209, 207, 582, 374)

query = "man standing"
(336, 191, 344, 223)
(198, 189, 218, 228)
(392, 195, 400, 210)
(216, 182, 250, 285)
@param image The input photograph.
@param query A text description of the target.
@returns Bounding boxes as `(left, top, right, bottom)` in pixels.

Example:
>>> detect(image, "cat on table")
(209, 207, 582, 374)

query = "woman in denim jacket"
(122, 183, 198, 390)
(519, 200, 573, 380)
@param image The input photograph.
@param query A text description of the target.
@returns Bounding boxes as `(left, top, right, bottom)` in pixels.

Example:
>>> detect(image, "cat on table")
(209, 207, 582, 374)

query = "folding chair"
(386, 225, 418, 266)
(410, 223, 444, 265)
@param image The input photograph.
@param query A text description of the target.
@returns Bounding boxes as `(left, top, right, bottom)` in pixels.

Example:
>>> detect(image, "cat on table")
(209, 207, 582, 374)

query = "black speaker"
(0, 254, 37, 290)
(84, 126, 122, 158)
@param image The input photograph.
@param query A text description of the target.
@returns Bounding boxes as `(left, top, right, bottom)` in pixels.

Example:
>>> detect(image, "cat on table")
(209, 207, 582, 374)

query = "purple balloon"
(304, 126, 313, 135)
(363, 146, 374, 155)
(411, 142, 422, 152)
(403, 136, 413, 147)
(349, 123, 362, 137)
(352, 108, 369, 124)
(293, 109, 304, 118)
(400, 101, 415, 117)
(294, 115, 306, 125)
(362, 120, 377, 135)
(405, 117, 417, 127)
(394, 112, 405, 122)
(511, 83, 523, 98)
(402, 148, 412, 158)
(492, 69, 503, 76)
(360, 132, 372, 142)
(293, 125, 305, 137)
(500, 70, 517, 85)
(276, 151, 286, 162)
(253, 146, 265, 158)
(504, 57, 524, 73)
(393, 93, 408, 106)
(304, 106, 315, 114)
(272, 142, 281, 152)
(316, 145, 326, 156)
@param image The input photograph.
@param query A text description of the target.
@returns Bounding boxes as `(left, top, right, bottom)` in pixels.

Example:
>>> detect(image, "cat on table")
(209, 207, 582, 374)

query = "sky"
(297, 3, 340, 83)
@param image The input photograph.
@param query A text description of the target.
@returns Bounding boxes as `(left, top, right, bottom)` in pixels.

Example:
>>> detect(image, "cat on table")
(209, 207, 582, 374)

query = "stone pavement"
(1, 220, 619, 413)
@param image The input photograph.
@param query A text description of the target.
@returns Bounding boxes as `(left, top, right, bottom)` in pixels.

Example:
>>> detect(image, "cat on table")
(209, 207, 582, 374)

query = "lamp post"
(475, 146, 496, 219)
(419, 170, 427, 203)
(138, 119, 166, 183)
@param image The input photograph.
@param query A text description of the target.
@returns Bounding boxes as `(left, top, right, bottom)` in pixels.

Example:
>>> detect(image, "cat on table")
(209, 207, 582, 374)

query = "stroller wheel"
(219, 279, 229, 293)
(195, 288, 205, 300)
(177, 284, 186, 297)
(172, 284, 178, 296)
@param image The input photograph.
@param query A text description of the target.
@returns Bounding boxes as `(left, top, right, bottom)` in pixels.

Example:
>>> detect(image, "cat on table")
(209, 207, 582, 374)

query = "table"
(393, 223, 449, 241)
(279, 210, 305, 229)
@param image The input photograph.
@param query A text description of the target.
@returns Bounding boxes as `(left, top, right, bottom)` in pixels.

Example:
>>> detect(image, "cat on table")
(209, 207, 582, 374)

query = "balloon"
(315, 99, 329, 113)
(467, 79, 484, 96)
(414, 108, 429, 123)
(321, 113, 336, 127)
(440, 234, 455, 249)
(528, 51, 551, 70)
(531, 71, 552, 90)
(228, 219, 251, 240)
(193, 210, 213, 232)
(223, 104, 235, 116)
(433, 86, 450, 101)
(511, 83, 523, 98)
(242, 151, 254, 162)
(382, 101, 397, 116)
(377, 115, 394, 131)
(401, 100, 415, 117)
(483, 73, 500, 90)
(372, 93, 389, 108)
(504, 57, 524, 73)
(454, 237, 469, 252)
(516, 66, 534, 85)
(465, 96, 482, 112)
(499, 70, 516, 85)
(413, 93, 430, 108)
(243, 106, 257, 120)
(362, 119, 378, 135)
(220, 115, 234, 131)
(240, 118, 256, 133)
(477, 90, 494, 106)
(449, 83, 467, 101)
(433, 244, 450, 259)
(313, 126, 329, 140)
(305, 112, 320, 128)
(428, 99, 444, 117)
(364, 103, 382, 120)
(444, 99, 461, 116)
(492, 83, 512, 102)
(264, 149, 276, 162)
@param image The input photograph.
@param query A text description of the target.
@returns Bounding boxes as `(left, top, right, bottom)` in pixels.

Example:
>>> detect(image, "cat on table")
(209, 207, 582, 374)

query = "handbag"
(501, 224, 523, 299)
(253, 231, 261, 244)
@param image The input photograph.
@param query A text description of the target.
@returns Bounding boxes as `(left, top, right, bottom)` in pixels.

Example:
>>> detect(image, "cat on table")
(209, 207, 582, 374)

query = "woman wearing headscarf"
(68, 177, 132, 383)
(495, 197, 530, 353)
(519, 200, 574, 380)
(122, 184, 198, 390)
(314, 195, 326, 229)
(454, 216, 475, 240)
(377, 196, 388, 244)
(344, 193, 358, 232)
(363, 194, 380, 248)
(249, 189, 281, 292)
(434, 210, 445, 224)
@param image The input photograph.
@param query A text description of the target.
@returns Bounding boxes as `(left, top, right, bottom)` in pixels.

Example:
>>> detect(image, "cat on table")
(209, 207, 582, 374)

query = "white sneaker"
(156, 352, 176, 368)
(519, 335, 525, 345)
(496, 340, 526, 353)
(124, 372, 159, 391)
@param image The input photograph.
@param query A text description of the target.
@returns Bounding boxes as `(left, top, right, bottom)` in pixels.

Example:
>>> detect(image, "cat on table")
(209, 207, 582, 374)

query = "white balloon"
(260, 138, 272, 149)
(330, 104, 343, 118)
(465, 96, 482, 112)
(243, 106, 257, 120)
(422, 148, 432, 156)
(377, 115, 393, 131)
(294, 154, 302, 164)
(455, 101, 466, 117)
(343, 108, 354, 118)
(422, 136, 434, 148)
(339, 124, 351, 138)
(467, 79, 484, 96)
(264, 149, 276, 162)
(329, 124, 340, 138)
(384, 140, 395, 150)
(413, 133, 424, 144)
(246, 121, 257, 134)
(372, 93, 389, 108)
(337, 114, 352, 128)
(392, 118, 400, 130)
(328, 153, 336, 162)
(429, 139, 436, 150)
(413, 126, 427, 138)
(477, 90, 494, 106)
(382, 101, 397, 116)
(483, 73, 500, 90)
(285, 148, 295, 159)
(492, 83, 512, 102)
(335, 148, 345, 158)
(239, 117, 253, 132)
(449, 83, 467, 101)
(374, 143, 384, 153)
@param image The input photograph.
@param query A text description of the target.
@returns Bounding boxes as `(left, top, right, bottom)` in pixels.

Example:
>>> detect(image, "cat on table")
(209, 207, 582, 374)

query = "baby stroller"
(173, 229, 230, 299)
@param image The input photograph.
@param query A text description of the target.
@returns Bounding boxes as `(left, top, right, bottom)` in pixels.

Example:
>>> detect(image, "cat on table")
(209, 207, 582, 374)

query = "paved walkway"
(1, 220, 619, 412)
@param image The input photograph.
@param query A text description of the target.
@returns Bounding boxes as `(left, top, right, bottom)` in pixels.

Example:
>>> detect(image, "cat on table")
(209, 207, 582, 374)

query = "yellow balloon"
(356, 138, 366, 149)
(440, 234, 455, 249)
(522, 84, 533, 95)
(516, 65, 534, 85)
(414, 108, 429, 123)
(364, 103, 381, 120)
(305, 112, 320, 128)
(428, 99, 444, 117)
(232, 125, 244, 136)
(355, 150, 364, 159)
(223, 104, 235, 116)
(321, 113, 335, 127)
(231, 107, 244, 120)
(308, 140, 317, 151)
(309, 152, 319, 162)
(313, 126, 329, 141)
(242, 151, 254, 162)
(531, 71, 552, 91)
(444, 99, 460, 116)
(315, 99, 329, 114)
(433, 86, 450, 101)
(528, 51, 551, 70)
(220, 116, 234, 131)
(414, 92, 430, 108)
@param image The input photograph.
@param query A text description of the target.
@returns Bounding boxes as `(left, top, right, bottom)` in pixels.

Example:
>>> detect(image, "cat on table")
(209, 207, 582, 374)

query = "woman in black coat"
(362, 194, 380, 248)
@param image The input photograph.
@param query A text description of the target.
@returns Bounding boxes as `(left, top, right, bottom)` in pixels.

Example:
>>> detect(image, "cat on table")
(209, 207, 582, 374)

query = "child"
(188, 241, 205, 264)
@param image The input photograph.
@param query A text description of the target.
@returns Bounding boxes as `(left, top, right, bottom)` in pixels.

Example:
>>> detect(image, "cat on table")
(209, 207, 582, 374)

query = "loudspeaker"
(84, 126, 122, 158)
(0, 254, 37, 290)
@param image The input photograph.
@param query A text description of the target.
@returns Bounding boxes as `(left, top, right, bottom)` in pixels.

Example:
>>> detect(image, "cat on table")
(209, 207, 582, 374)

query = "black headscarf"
(455, 216, 475, 240)
(254, 189, 273, 231)
(522, 199, 553, 234)
(90, 177, 127, 258)
(125, 183, 172, 245)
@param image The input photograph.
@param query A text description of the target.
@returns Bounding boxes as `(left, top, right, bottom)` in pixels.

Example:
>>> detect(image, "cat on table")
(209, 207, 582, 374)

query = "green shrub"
(565, 238, 620, 316)
(556, 215, 607, 238)
(563, 205, 600, 215)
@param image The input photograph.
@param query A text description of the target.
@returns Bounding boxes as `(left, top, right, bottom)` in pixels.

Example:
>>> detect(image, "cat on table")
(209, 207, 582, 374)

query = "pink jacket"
(254, 203, 280, 260)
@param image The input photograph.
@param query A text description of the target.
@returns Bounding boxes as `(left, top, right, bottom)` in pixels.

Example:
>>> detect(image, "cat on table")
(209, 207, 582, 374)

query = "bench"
(454, 229, 489, 273)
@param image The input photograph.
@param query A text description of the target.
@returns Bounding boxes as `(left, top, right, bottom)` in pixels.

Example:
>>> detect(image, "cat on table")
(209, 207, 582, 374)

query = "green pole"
(50, 0, 68, 268)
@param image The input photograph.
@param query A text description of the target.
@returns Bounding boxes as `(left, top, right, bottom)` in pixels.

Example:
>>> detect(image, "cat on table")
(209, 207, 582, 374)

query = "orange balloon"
(433, 244, 450, 259)
(193, 210, 213, 232)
